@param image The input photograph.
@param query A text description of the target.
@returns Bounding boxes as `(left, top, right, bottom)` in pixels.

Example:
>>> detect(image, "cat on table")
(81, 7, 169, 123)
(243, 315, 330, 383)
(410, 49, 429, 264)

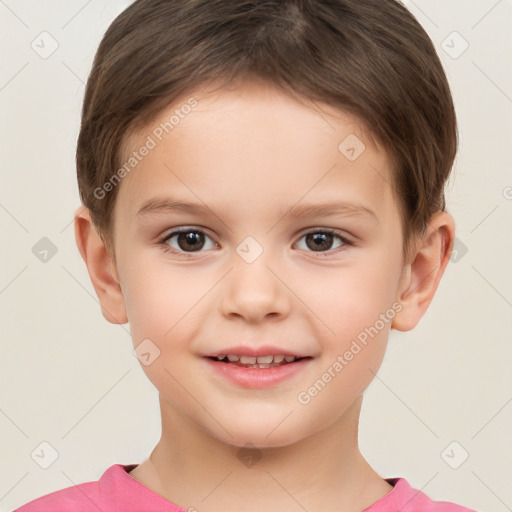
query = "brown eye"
(295, 230, 349, 254)
(176, 231, 205, 252)
(305, 232, 335, 251)
(162, 229, 216, 253)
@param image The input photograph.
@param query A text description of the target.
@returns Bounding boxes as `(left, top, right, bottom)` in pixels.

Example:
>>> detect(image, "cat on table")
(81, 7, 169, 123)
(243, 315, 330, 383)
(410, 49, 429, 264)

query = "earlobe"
(74, 206, 128, 325)
(392, 211, 455, 332)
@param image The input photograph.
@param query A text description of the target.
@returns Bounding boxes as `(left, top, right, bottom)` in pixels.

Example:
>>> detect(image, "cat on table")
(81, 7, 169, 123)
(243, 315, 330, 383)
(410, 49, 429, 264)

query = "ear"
(392, 211, 455, 331)
(74, 206, 128, 324)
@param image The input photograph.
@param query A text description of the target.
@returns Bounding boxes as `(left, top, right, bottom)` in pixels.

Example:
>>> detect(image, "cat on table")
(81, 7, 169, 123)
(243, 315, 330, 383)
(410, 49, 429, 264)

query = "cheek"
(121, 262, 219, 363)
(296, 271, 397, 419)
(121, 262, 195, 342)
(121, 267, 206, 392)
(292, 255, 402, 405)
(302, 259, 401, 339)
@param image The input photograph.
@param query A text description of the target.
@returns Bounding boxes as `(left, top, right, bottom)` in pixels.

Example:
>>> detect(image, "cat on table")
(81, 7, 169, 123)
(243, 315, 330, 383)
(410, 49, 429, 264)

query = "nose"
(219, 250, 291, 324)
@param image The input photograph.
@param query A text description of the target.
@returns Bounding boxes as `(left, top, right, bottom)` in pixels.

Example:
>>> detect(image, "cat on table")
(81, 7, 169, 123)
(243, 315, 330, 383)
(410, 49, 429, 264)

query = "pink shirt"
(14, 464, 477, 511)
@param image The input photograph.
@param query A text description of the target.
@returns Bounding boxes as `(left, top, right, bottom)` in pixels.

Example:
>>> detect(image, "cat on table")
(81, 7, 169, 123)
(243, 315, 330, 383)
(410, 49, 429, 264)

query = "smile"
(204, 355, 312, 388)
(209, 354, 303, 368)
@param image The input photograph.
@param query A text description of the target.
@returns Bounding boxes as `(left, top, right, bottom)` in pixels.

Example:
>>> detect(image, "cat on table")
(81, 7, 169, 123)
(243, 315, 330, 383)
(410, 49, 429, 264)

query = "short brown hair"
(76, 0, 457, 262)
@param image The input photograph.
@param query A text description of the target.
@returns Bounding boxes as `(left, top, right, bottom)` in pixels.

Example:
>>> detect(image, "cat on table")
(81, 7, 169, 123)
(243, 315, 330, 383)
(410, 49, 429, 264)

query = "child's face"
(110, 80, 409, 447)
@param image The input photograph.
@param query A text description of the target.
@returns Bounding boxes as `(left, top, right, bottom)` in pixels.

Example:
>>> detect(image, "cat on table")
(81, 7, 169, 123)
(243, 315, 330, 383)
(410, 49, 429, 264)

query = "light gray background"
(1, 1, 511, 510)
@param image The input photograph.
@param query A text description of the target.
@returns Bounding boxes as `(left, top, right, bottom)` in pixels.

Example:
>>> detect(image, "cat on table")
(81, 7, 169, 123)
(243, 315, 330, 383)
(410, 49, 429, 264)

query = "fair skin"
(75, 79, 454, 511)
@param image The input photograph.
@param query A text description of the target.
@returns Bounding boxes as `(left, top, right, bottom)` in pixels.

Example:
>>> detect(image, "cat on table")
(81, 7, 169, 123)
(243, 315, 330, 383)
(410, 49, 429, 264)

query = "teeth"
(256, 355, 273, 364)
(215, 354, 299, 364)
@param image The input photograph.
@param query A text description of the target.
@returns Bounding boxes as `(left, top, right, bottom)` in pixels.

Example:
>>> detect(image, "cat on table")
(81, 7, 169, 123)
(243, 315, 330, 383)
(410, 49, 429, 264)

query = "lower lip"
(203, 358, 312, 388)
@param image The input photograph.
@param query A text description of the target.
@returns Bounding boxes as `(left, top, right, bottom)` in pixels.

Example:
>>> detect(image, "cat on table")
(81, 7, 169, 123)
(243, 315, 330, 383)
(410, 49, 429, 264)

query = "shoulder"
(13, 481, 100, 512)
(13, 464, 136, 512)
(365, 478, 479, 512)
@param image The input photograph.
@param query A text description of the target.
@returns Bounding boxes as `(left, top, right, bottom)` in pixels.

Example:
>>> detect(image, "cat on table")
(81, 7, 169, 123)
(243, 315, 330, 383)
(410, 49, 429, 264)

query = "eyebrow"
(135, 196, 378, 223)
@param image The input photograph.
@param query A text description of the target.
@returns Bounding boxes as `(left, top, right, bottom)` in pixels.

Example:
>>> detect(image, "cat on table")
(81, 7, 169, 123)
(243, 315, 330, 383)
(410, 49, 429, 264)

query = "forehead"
(115, 80, 397, 226)
(138, 79, 381, 153)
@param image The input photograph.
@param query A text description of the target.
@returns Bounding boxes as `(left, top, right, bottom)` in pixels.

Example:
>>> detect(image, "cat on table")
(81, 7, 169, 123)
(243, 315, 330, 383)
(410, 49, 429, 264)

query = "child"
(15, 0, 478, 510)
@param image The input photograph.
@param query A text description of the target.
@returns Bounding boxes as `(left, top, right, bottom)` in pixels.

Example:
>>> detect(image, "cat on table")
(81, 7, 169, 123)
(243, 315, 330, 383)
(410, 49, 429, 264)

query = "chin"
(207, 414, 310, 450)
(222, 431, 301, 451)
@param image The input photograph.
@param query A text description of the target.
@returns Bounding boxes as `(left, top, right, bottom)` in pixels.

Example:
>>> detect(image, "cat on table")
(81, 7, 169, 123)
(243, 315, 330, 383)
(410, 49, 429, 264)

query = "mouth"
(206, 354, 311, 369)
(204, 351, 313, 388)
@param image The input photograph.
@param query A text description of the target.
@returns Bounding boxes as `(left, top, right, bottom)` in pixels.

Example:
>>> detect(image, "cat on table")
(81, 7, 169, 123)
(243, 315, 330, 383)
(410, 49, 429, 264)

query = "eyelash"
(158, 227, 353, 257)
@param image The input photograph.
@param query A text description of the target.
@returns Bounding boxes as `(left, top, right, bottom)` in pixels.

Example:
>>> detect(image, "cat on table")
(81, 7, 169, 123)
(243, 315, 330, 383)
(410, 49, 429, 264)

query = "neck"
(130, 395, 393, 511)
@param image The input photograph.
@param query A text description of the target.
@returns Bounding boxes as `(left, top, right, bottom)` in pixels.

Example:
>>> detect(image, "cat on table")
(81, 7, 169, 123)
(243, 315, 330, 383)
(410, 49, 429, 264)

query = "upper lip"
(203, 345, 311, 358)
